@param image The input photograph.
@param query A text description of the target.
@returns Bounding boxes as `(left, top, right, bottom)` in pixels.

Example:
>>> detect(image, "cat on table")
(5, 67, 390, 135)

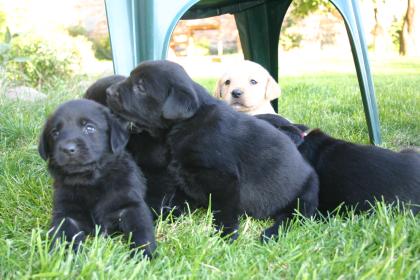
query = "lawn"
(0, 59, 419, 279)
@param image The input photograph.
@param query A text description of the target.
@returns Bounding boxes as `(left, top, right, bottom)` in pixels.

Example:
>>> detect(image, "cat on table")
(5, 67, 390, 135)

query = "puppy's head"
(84, 74, 144, 134)
(215, 60, 280, 113)
(106, 60, 200, 132)
(38, 99, 129, 178)
(84, 75, 126, 106)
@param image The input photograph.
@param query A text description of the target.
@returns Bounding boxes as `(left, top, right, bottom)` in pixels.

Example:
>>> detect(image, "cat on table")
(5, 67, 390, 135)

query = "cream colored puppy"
(215, 60, 281, 115)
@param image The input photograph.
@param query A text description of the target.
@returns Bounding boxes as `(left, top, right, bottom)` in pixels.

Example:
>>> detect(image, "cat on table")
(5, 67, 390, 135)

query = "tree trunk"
(370, 1, 393, 55)
(371, 7, 384, 51)
(400, 0, 418, 56)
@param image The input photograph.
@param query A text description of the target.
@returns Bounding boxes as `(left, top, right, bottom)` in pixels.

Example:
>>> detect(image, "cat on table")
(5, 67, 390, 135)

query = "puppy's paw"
(71, 231, 86, 252)
(129, 238, 157, 260)
(48, 226, 86, 253)
(142, 247, 155, 260)
(260, 226, 279, 243)
(159, 205, 183, 221)
(130, 246, 155, 260)
(224, 230, 239, 243)
(215, 224, 239, 242)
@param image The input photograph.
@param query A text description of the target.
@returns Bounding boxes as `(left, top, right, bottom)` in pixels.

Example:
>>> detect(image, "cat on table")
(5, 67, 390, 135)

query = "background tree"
(399, 0, 418, 56)
(280, 0, 332, 50)
(370, 0, 386, 51)
(290, 0, 330, 18)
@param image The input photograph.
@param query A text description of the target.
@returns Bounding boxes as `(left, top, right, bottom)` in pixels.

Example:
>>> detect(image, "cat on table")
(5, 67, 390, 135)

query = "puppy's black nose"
(231, 89, 243, 98)
(60, 142, 77, 155)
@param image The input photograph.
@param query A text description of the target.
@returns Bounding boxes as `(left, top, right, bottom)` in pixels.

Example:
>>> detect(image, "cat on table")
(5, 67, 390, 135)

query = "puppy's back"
(303, 131, 420, 213)
(174, 98, 317, 218)
(235, 115, 316, 217)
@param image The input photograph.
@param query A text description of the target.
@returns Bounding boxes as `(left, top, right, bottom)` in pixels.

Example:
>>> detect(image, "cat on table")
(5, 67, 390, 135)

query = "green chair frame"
(104, 0, 381, 144)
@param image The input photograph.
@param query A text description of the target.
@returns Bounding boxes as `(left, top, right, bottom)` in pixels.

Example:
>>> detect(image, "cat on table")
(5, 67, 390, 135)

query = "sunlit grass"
(0, 59, 419, 279)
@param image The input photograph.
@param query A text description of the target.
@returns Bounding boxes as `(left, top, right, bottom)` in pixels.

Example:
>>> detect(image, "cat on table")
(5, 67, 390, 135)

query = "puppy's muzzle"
(59, 141, 78, 156)
(56, 140, 86, 166)
(231, 89, 243, 99)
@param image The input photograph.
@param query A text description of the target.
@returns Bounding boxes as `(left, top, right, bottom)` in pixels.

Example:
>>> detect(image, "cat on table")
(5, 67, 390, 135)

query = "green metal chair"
(104, 0, 381, 144)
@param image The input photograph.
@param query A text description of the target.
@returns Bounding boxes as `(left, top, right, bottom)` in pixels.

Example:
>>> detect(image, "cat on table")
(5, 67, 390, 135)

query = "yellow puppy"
(215, 60, 281, 115)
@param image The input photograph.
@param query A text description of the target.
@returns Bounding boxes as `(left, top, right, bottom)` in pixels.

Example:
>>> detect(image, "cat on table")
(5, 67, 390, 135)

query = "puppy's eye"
(224, 80, 231, 86)
(250, 79, 258, 85)
(50, 129, 59, 138)
(138, 83, 145, 92)
(133, 78, 147, 95)
(83, 124, 96, 134)
(134, 83, 146, 96)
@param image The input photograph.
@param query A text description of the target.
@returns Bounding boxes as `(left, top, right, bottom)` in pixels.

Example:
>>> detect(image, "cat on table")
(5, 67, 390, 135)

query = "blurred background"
(0, 0, 418, 88)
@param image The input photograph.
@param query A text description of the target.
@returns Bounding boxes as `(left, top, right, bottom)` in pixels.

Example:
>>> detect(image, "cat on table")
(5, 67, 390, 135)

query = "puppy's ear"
(279, 125, 305, 146)
(265, 75, 281, 101)
(38, 122, 50, 161)
(162, 85, 199, 120)
(107, 113, 129, 154)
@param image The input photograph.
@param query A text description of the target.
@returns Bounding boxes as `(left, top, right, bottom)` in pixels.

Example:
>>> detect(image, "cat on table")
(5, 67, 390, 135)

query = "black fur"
(106, 60, 319, 241)
(256, 114, 420, 214)
(84, 75, 196, 219)
(85, 75, 126, 106)
(255, 114, 306, 146)
(38, 99, 156, 258)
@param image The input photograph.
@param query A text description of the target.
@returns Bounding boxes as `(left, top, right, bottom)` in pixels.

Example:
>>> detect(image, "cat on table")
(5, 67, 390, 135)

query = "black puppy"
(38, 99, 156, 258)
(254, 114, 307, 146)
(85, 75, 126, 106)
(106, 60, 319, 241)
(84, 75, 196, 219)
(256, 114, 420, 214)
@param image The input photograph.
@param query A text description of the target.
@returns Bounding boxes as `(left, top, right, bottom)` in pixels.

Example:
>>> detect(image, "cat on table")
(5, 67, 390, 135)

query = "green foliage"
(0, 11, 96, 88)
(290, 0, 330, 18)
(68, 25, 112, 61)
(6, 36, 73, 87)
(194, 38, 212, 55)
(67, 25, 88, 37)
(0, 11, 26, 73)
(93, 36, 112, 60)
(4, 32, 94, 87)
(0, 9, 6, 31)
(280, 0, 331, 50)
(390, 16, 403, 52)
(0, 27, 28, 68)
(280, 17, 304, 51)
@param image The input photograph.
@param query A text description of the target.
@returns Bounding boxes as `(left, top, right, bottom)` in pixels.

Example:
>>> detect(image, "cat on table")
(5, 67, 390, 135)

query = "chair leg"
(330, 0, 382, 144)
(104, 0, 137, 75)
(104, 0, 199, 76)
(234, 0, 293, 113)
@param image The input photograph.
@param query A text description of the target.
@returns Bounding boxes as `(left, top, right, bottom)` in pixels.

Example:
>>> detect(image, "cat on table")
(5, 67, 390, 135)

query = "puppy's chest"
(71, 189, 120, 232)
(73, 186, 105, 209)
(70, 182, 115, 208)
(134, 144, 170, 169)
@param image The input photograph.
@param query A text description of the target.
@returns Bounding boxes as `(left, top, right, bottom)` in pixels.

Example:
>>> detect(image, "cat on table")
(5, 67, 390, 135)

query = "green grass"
(0, 60, 419, 279)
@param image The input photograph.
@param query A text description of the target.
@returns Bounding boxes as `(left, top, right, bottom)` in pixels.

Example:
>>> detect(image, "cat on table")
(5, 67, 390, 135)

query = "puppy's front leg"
(212, 190, 240, 241)
(261, 209, 294, 242)
(202, 170, 241, 241)
(118, 200, 157, 259)
(261, 172, 319, 242)
(50, 208, 92, 252)
(164, 187, 196, 218)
